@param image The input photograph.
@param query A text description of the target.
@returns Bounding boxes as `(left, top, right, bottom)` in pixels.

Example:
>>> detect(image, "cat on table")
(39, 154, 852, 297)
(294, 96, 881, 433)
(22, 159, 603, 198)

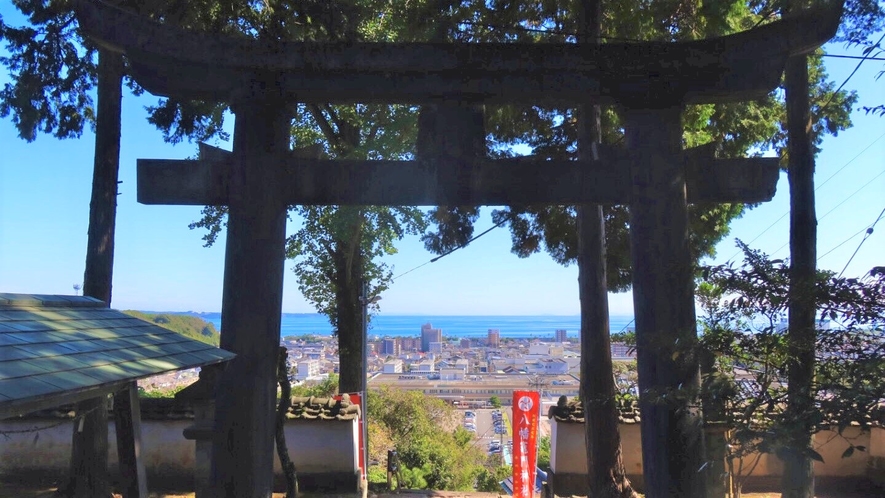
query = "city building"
(414, 360, 436, 373)
(421, 323, 442, 352)
(382, 359, 403, 374)
(400, 337, 420, 352)
(611, 342, 636, 359)
(460, 338, 471, 349)
(487, 329, 500, 348)
(295, 360, 321, 380)
(555, 329, 568, 343)
(528, 343, 549, 356)
(381, 338, 400, 356)
(539, 358, 570, 375)
(429, 342, 444, 354)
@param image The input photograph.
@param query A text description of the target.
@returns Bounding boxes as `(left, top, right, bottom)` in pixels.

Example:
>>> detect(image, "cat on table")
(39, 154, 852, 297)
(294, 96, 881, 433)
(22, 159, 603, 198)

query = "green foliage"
(366, 465, 387, 485)
(610, 330, 635, 346)
(0, 0, 97, 141)
(291, 374, 339, 398)
(475, 463, 511, 492)
(138, 385, 187, 398)
(697, 243, 885, 493)
(489, 395, 502, 408)
(537, 435, 551, 471)
(123, 311, 220, 346)
(367, 387, 488, 491)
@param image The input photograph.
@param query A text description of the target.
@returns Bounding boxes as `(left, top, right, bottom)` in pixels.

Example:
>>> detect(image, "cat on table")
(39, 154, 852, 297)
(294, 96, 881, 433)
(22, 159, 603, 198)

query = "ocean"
(185, 313, 635, 339)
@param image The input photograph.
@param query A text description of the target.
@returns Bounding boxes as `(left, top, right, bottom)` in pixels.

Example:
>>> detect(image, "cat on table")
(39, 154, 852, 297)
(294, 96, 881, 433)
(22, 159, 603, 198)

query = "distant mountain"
(124, 310, 220, 346)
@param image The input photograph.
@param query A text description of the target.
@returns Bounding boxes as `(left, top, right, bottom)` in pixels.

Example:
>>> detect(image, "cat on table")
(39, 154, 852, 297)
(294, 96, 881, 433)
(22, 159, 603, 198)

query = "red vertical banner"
(512, 390, 540, 497)
(337, 393, 365, 479)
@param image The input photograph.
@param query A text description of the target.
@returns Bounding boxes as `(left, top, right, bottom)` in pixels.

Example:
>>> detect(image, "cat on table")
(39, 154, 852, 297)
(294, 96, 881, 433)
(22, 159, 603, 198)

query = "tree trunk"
(210, 95, 289, 498)
(336, 220, 365, 395)
(276, 347, 299, 498)
(781, 45, 817, 498)
(65, 48, 123, 498)
(575, 2, 637, 497)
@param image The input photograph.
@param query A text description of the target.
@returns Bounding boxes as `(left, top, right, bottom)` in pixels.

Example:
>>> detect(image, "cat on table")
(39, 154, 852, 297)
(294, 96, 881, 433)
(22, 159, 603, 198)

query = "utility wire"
(823, 54, 885, 61)
(391, 218, 508, 281)
(817, 169, 885, 222)
(770, 168, 885, 257)
(817, 225, 873, 261)
(838, 207, 885, 278)
(819, 31, 885, 115)
(726, 132, 885, 263)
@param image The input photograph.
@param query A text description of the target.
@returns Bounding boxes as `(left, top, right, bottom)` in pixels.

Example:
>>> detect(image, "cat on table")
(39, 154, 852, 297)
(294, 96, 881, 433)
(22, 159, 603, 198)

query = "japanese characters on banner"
(512, 390, 540, 497)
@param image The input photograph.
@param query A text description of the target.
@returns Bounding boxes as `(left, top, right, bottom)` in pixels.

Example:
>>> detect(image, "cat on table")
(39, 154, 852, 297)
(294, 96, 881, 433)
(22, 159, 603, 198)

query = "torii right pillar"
(626, 106, 704, 497)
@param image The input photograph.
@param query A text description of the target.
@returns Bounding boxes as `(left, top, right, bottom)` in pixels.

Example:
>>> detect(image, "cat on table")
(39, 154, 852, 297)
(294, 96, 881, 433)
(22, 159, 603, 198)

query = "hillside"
(123, 311, 220, 346)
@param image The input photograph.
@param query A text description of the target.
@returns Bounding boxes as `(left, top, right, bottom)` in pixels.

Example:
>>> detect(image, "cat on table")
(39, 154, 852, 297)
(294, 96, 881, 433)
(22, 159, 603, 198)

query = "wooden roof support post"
(626, 106, 704, 498)
(114, 382, 148, 498)
(209, 91, 290, 498)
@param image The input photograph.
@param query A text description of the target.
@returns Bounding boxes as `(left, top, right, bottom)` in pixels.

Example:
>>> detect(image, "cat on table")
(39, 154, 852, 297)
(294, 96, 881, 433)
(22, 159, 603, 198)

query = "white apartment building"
(296, 360, 321, 380)
(414, 360, 436, 373)
(539, 358, 569, 375)
(383, 359, 404, 374)
(528, 343, 549, 355)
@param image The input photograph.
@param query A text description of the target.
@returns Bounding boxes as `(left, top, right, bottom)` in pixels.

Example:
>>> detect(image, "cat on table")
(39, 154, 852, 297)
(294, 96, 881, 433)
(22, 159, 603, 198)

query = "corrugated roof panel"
(0, 346, 41, 361)
(0, 293, 234, 418)
(55, 340, 109, 354)
(118, 360, 162, 377)
(4, 330, 72, 344)
(0, 376, 63, 399)
(6, 342, 79, 357)
(0, 360, 53, 380)
(4, 321, 52, 333)
(78, 363, 134, 383)
(0, 332, 28, 346)
(28, 354, 92, 372)
(33, 370, 104, 391)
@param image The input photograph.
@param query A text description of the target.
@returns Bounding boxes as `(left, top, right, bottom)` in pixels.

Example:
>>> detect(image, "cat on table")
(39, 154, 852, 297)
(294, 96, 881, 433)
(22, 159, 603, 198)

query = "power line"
(727, 132, 885, 262)
(391, 218, 508, 281)
(823, 53, 885, 61)
(819, 31, 885, 115)
(816, 131, 885, 191)
(817, 169, 885, 221)
(817, 225, 872, 261)
(838, 207, 885, 278)
(769, 170, 885, 258)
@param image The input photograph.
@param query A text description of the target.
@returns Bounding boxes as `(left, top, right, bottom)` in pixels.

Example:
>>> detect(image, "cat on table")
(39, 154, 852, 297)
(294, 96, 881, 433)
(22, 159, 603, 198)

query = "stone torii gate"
(75, 1, 842, 496)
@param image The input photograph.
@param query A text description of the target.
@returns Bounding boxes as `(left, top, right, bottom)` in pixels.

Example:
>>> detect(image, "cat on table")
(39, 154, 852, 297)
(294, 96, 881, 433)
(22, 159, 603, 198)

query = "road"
(461, 408, 510, 459)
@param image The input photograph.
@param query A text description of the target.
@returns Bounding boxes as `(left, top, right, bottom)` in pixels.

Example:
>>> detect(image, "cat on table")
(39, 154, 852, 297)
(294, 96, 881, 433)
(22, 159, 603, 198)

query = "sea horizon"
(146, 311, 635, 339)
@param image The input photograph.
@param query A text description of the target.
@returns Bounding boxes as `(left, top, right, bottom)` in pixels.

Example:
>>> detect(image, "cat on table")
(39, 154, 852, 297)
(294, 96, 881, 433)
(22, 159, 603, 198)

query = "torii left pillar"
(209, 88, 290, 498)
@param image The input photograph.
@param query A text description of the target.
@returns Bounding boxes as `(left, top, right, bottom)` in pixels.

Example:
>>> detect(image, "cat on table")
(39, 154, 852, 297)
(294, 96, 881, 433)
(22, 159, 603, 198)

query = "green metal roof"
(0, 293, 234, 419)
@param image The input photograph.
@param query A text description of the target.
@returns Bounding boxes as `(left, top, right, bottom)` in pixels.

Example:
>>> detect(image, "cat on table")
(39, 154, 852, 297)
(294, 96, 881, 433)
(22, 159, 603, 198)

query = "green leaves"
(0, 0, 97, 141)
(697, 243, 885, 487)
(366, 387, 488, 491)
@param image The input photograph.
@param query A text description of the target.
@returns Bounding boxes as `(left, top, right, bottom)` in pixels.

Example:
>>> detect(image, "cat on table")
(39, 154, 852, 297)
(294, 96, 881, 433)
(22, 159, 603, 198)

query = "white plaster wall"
(870, 426, 885, 458)
(0, 418, 358, 477)
(286, 419, 358, 474)
(0, 420, 193, 478)
(550, 421, 642, 476)
(550, 420, 873, 479)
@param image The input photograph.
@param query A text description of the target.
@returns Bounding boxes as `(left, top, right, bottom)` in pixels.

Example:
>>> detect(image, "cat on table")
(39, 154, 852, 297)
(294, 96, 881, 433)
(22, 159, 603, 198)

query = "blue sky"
(1, 14, 882, 316)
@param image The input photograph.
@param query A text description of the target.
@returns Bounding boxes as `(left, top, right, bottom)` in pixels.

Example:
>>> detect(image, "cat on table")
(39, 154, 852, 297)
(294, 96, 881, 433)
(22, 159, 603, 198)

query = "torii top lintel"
(75, 0, 842, 106)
